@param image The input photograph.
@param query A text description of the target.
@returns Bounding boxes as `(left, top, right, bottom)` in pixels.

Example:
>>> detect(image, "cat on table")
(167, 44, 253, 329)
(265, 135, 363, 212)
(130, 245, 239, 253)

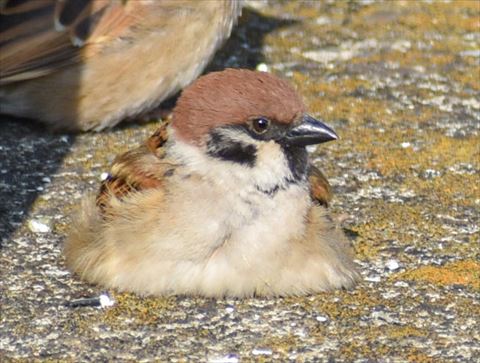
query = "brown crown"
(172, 68, 306, 144)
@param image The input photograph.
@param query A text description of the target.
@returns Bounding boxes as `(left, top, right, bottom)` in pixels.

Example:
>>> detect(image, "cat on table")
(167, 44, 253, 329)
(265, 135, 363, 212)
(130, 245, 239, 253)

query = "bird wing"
(96, 121, 174, 215)
(0, 0, 142, 84)
(308, 165, 333, 207)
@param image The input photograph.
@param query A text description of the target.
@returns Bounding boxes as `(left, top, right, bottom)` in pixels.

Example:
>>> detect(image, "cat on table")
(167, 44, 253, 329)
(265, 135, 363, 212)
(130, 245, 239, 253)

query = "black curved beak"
(284, 114, 338, 147)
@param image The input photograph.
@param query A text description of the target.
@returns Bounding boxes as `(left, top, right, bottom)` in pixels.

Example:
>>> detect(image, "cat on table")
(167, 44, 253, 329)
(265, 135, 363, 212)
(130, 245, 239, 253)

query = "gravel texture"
(1, 1, 479, 361)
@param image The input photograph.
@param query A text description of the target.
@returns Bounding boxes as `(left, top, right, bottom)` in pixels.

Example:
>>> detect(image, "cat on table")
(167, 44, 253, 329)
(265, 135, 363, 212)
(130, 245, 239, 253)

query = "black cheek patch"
(281, 145, 309, 181)
(207, 130, 257, 167)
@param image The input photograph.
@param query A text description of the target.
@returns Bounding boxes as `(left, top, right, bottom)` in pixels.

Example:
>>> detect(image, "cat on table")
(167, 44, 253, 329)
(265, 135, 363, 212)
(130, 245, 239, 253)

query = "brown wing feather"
(308, 165, 333, 207)
(0, 0, 141, 84)
(96, 121, 173, 215)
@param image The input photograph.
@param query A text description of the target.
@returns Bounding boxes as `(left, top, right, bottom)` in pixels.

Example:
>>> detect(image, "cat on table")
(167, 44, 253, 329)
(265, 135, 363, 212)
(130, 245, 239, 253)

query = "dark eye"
(251, 117, 270, 134)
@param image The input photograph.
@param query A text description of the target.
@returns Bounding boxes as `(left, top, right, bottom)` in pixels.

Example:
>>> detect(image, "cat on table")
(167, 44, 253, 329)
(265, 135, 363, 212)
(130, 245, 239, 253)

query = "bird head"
(171, 68, 337, 188)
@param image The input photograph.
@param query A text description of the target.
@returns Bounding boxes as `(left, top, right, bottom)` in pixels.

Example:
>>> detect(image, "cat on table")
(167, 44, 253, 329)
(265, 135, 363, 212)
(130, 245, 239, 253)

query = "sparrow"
(65, 68, 359, 297)
(0, 0, 242, 131)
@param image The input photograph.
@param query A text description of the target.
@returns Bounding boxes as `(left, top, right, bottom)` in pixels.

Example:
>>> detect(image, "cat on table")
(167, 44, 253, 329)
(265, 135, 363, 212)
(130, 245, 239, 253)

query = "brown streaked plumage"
(0, 0, 242, 131)
(65, 69, 359, 297)
(96, 120, 170, 214)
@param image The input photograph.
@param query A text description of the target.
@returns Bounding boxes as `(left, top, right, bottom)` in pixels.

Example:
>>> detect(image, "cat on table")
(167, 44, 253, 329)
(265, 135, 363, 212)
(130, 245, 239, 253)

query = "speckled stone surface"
(1, 1, 479, 361)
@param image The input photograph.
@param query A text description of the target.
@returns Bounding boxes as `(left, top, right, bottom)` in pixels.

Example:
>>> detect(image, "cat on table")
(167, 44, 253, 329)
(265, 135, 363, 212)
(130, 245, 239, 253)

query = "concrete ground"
(1, 1, 479, 361)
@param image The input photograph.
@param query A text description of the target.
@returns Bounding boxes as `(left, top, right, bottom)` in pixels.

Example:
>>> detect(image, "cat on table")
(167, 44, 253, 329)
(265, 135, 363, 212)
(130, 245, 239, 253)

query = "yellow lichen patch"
(365, 133, 479, 177)
(412, 173, 480, 207)
(354, 237, 384, 261)
(352, 194, 478, 260)
(335, 323, 437, 362)
(266, 33, 303, 55)
(280, 2, 341, 20)
(259, 335, 302, 357)
(296, 77, 466, 132)
(339, 336, 437, 362)
(337, 340, 391, 361)
(296, 287, 398, 319)
(54, 215, 73, 235)
(403, 351, 438, 363)
(397, 260, 480, 290)
(350, 202, 446, 259)
(311, 94, 395, 125)
(354, 49, 457, 70)
(292, 72, 373, 97)
(402, 107, 443, 125)
(386, 325, 429, 340)
(102, 292, 177, 326)
(451, 65, 480, 91)
(349, 0, 480, 36)
(448, 294, 480, 317)
(291, 73, 394, 124)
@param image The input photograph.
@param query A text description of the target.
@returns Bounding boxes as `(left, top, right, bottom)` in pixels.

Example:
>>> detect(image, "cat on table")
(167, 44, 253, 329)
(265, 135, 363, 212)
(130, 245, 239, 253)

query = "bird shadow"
(207, 7, 298, 71)
(0, 7, 297, 247)
(0, 117, 76, 246)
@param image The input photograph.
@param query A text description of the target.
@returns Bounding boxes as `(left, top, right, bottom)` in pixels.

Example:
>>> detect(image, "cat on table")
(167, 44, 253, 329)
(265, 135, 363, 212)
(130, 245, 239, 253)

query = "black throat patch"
(280, 144, 309, 182)
(207, 129, 257, 167)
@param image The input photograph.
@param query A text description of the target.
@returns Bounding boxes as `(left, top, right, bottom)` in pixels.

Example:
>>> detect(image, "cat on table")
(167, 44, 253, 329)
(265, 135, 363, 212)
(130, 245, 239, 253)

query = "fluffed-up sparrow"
(65, 68, 359, 297)
(0, 0, 242, 131)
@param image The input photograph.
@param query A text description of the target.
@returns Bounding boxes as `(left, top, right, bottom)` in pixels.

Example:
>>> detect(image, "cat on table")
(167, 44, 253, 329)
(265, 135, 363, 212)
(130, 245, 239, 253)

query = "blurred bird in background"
(0, 0, 243, 131)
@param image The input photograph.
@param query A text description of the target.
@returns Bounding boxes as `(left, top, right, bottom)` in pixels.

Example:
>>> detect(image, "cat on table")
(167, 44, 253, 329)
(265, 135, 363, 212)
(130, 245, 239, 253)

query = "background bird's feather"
(0, 0, 142, 84)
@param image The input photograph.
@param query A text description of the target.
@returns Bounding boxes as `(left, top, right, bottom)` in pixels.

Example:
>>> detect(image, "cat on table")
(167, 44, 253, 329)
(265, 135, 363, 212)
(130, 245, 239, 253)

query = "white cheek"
(170, 130, 297, 195)
(253, 141, 292, 185)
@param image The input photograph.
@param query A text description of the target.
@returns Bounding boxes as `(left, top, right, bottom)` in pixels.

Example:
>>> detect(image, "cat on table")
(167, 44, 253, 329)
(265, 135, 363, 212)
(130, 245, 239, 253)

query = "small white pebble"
(460, 49, 480, 57)
(365, 275, 381, 282)
(315, 16, 331, 25)
(394, 281, 409, 288)
(225, 306, 235, 313)
(33, 284, 44, 292)
(28, 220, 51, 233)
(252, 348, 273, 356)
(256, 63, 270, 72)
(316, 315, 328, 322)
(46, 332, 59, 340)
(401, 142, 411, 148)
(208, 354, 239, 363)
(99, 294, 115, 308)
(42, 177, 51, 183)
(100, 172, 110, 181)
(386, 259, 400, 271)
(382, 291, 400, 299)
